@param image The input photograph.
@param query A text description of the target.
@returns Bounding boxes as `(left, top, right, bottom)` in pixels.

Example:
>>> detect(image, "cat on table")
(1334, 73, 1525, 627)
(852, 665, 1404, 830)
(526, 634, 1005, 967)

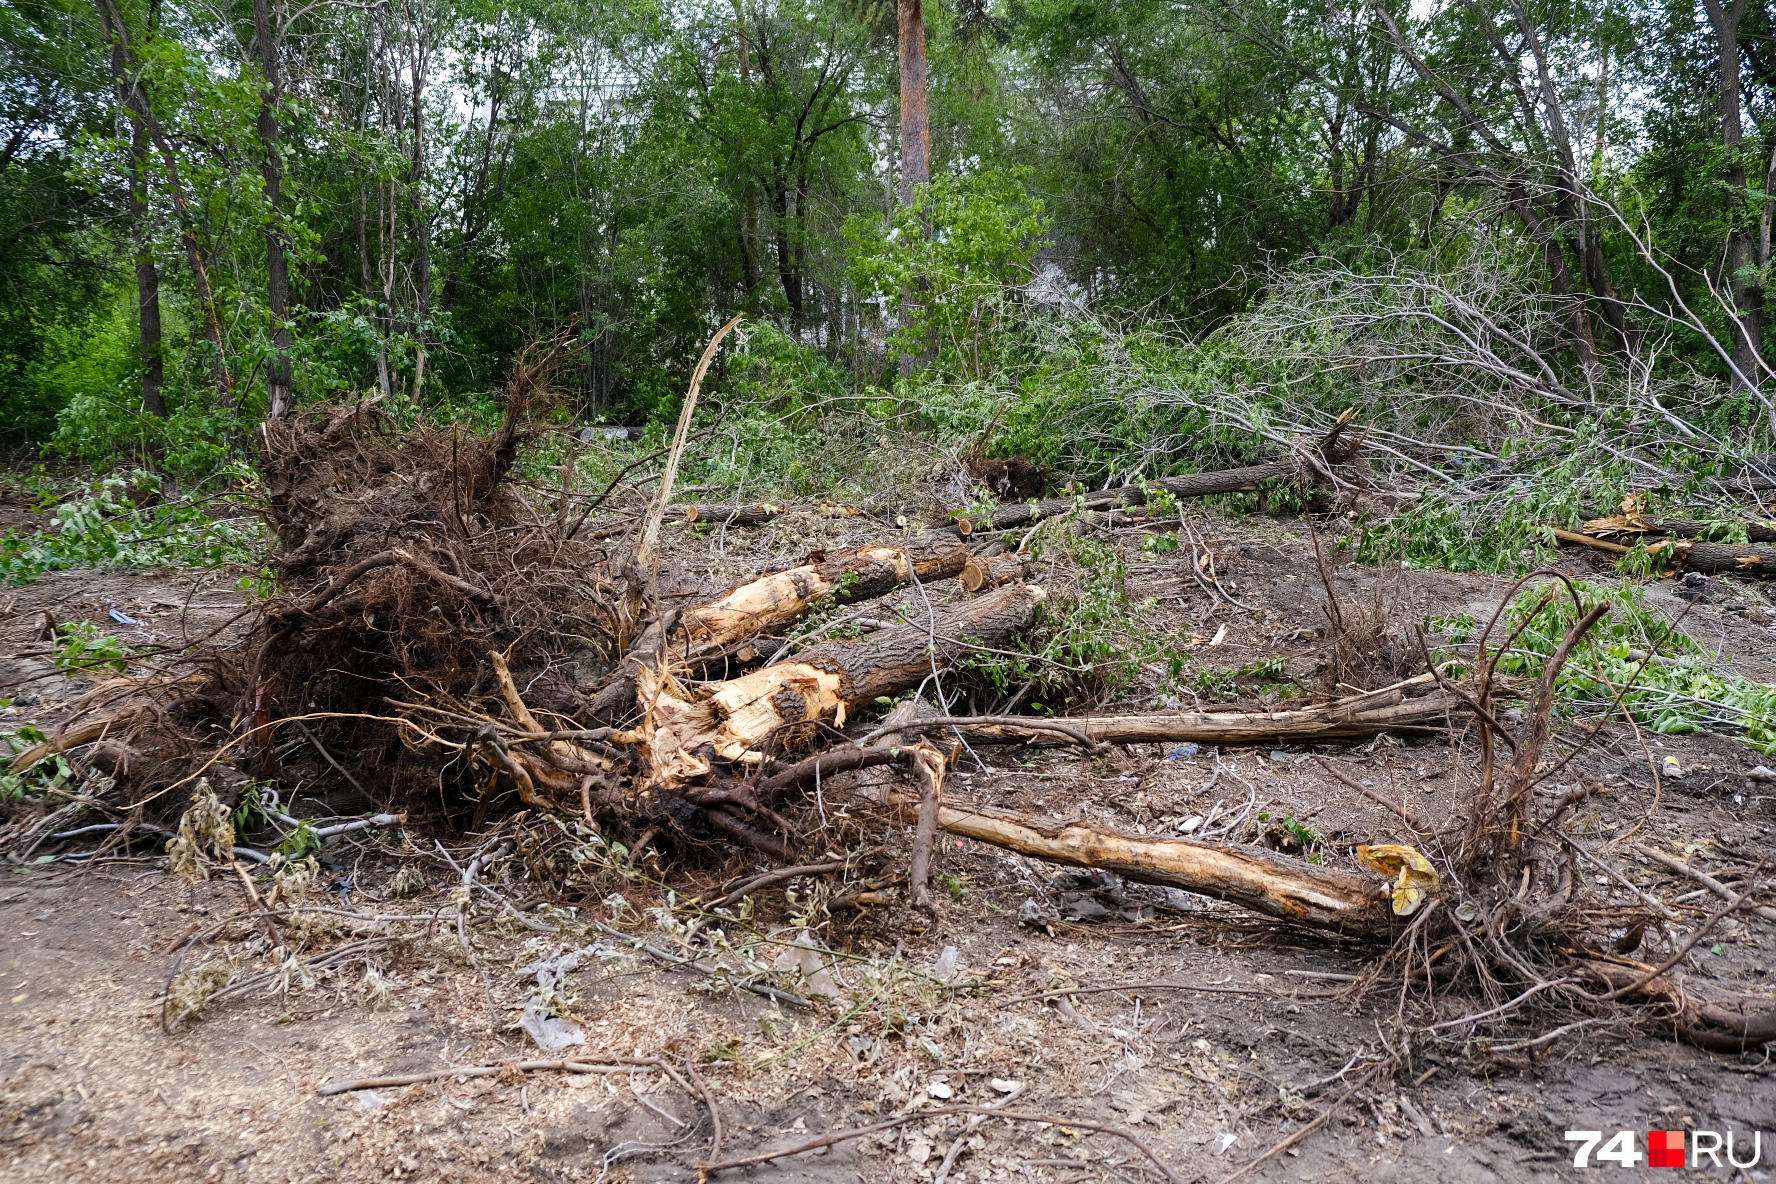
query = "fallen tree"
(1555, 526, 1776, 577)
(951, 674, 1459, 746)
(1647, 537, 1776, 575)
(952, 462, 1295, 534)
(950, 410, 1360, 534)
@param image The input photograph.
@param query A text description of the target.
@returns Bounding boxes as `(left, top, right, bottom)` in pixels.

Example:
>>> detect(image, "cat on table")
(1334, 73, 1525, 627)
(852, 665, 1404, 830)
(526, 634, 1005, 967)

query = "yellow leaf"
(1356, 843, 1441, 916)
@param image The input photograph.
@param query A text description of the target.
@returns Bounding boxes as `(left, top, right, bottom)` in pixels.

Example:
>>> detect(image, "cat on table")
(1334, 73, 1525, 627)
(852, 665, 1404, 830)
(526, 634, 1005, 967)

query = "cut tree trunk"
(590, 535, 968, 722)
(683, 503, 781, 528)
(961, 552, 1027, 591)
(936, 802, 1389, 932)
(1648, 537, 1776, 576)
(632, 582, 1044, 788)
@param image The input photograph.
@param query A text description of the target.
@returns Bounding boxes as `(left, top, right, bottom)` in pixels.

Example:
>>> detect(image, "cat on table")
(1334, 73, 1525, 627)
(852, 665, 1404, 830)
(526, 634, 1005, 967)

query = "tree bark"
(661, 535, 967, 665)
(682, 503, 781, 527)
(896, 0, 930, 378)
(1581, 513, 1776, 544)
(588, 535, 969, 722)
(896, 0, 930, 206)
(950, 675, 1461, 746)
(1646, 537, 1776, 576)
(251, 0, 294, 420)
(406, 12, 432, 401)
(960, 551, 1027, 591)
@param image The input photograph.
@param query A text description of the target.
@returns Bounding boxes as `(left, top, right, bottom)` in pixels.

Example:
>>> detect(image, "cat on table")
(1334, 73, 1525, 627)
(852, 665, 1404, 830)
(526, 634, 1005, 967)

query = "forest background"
(5, 0, 1776, 560)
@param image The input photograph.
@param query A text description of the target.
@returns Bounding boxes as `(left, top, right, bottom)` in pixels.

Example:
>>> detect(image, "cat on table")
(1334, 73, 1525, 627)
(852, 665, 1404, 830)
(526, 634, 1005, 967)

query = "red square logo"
(1648, 1130, 1684, 1168)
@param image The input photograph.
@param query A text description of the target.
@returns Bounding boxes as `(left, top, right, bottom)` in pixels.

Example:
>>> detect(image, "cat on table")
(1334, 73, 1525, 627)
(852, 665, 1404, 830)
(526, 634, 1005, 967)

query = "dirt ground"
(3, 511, 1775, 1183)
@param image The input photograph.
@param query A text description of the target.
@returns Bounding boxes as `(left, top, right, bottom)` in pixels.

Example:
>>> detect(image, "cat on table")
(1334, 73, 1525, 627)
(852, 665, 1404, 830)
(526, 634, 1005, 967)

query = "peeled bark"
(633, 582, 1044, 788)
(937, 802, 1388, 932)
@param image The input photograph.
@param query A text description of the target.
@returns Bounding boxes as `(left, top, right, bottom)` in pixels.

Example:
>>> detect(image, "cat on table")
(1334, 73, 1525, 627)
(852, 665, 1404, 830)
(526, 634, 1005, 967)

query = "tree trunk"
(682, 503, 781, 528)
(731, 0, 763, 297)
(107, 29, 165, 419)
(252, 0, 294, 420)
(950, 675, 1461, 746)
(896, 0, 930, 379)
(1580, 513, 1776, 544)
(646, 535, 966, 669)
(1505, 188, 1601, 370)
(588, 535, 969, 722)
(960, 551, 1027, 591)
(897, 0, 930, 206)
(1704, 0, 1762, 390)
(1646, 537, 1776, 575)
(96, 0, 233, 415)
(407, 19, 431, 401)
(774, 184, 802, 325)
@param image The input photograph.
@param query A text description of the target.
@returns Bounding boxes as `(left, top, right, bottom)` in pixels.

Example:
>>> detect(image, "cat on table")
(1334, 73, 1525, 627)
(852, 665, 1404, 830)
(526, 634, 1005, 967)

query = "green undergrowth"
(959, 529, 1148, 712)
(1431, 579, 1776, 749)
(0, 468, 264, 586)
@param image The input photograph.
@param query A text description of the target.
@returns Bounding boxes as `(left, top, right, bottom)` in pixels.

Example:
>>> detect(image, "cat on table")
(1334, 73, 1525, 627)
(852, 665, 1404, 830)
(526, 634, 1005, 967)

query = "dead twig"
(1631, 842, 1776, 922)
(699, 1105, 1184, 1183)
(697, 861, 847, 911)
(680, 1055, 724, 1175)
(855, 714, 1111, 753)
(1313, 755, 1433, 833)
(317, 1056, 663, 1096)
(1589, 872, 1767, 1002)
(999, 980, 1339, 1006)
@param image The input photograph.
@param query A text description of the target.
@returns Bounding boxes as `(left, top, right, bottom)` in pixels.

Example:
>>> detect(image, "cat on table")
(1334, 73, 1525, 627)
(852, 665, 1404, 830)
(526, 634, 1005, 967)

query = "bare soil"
(3, 512, 1774, 1184)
